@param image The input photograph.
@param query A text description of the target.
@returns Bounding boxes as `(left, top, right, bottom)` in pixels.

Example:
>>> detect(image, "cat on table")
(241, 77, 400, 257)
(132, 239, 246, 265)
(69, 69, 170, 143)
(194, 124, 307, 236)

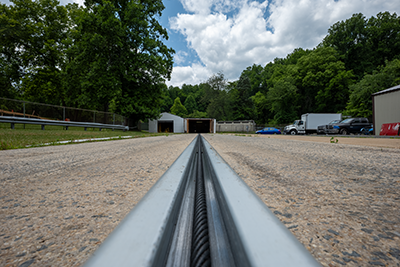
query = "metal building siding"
(374, 90, 400, 135)
(149, 120, 157, 133)
(149, 113, 184, 133)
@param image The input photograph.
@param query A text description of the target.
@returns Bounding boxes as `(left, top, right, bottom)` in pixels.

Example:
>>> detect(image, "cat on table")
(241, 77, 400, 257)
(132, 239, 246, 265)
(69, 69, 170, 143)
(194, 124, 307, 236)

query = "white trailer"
(284, 113, 342, 135)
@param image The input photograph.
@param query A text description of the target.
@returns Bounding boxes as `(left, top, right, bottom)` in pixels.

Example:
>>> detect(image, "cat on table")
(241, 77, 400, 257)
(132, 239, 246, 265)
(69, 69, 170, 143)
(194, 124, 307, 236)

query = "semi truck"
(284, 113, 342, 135)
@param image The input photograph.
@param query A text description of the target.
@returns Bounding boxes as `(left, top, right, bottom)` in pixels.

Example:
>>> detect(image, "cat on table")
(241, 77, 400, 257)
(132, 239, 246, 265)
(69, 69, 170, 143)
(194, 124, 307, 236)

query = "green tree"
(251, 91, 270, 124)
(0, 0, 72, 103)
(187, 110, 208, 118)
(240, 64, 266, 96)
(267, 78, 299, 124)
(200, 72, 226, 109)
(206, 90, 233, 121)
(345, 59, 400, 119)
(295, 47, 354, 113)
(170, 97, 187, 117)
(231, 74, 253, 120)
(160, 84, 173, 112)
(322, 12, 400, 80)
(65, 0, 174, 122)
(184, 94, 197, 114)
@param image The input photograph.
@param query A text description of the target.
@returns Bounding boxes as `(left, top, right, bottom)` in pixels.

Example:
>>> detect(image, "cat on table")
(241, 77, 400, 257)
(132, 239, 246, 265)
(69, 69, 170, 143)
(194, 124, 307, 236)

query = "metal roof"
(372, 84, 400, 96)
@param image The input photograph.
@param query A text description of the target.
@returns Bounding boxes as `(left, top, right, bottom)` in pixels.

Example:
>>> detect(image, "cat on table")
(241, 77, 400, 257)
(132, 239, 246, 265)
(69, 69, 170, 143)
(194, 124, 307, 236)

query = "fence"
(216, 120, 256, 132)
(0, 97, 127, 126)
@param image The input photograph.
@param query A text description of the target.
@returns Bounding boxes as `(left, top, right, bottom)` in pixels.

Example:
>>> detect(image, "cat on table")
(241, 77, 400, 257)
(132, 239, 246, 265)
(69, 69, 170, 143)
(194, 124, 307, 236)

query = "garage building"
(149, 113, 184, 133)
(372, 84, 400, 135)
(184, 118, 216, 133)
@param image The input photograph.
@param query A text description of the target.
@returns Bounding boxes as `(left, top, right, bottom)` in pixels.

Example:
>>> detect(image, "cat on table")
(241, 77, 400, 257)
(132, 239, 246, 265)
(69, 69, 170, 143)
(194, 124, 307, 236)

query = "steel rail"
(83, 135, 321, 267)
(0, 116, 128, 131)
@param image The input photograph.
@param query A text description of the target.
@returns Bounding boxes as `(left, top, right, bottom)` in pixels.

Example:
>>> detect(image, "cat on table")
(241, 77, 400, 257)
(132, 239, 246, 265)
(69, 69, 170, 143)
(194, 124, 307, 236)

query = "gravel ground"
(0, 134, 196, 267)
(203, 134, 400, 267)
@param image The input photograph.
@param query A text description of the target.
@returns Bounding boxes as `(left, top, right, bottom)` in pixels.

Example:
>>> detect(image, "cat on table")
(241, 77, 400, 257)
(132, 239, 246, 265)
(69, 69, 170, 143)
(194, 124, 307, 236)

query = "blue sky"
(2, 0, 400, 87)
(157, 0, 400, 87)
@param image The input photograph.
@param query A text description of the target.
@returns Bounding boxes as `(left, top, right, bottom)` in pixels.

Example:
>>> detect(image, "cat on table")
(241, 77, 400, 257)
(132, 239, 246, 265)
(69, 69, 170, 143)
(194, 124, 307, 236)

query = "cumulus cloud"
(168, 0, 400, 86)
(168, 64, 212, 87)
(174, 51, 189, 65)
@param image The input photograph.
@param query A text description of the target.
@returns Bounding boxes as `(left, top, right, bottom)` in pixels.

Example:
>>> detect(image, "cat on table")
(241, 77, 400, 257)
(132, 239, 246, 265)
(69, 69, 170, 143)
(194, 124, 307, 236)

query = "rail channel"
(84, 134, 321, 267)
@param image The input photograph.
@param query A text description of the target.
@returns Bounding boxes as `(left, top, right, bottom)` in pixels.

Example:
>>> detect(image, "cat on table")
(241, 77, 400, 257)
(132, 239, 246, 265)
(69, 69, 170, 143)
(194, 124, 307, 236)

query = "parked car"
(317, 119, 342, 134)
(256, 127, 281, 134)
(333, 118, 372, 135)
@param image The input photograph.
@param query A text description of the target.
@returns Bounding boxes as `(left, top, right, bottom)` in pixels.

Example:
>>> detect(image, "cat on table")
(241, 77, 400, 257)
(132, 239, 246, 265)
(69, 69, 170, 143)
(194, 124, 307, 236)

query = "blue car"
(256, 127, 281, 134)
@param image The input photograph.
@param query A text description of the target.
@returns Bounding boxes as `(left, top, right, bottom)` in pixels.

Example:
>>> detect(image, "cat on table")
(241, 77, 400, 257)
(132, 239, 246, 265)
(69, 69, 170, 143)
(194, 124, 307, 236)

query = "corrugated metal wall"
(374, 90, 400, 135)
(149, 113, 185, 133)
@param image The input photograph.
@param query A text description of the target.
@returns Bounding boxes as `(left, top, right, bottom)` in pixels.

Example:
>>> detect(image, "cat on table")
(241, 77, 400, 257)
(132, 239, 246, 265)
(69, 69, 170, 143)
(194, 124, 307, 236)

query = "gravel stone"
(0, 135, 195, 267)
(361, 228, 374, 234)
(332, 259, 347, 265)
(18, 259, 34, 267)
(203, 134, 400, 267)
(368, 261, 385, 266)
(328, 229, 340, 236)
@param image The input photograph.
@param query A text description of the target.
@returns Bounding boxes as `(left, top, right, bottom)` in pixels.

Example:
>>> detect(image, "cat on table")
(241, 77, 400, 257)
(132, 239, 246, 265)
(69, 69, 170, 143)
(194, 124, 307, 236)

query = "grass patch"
(0, 123, 167, 150)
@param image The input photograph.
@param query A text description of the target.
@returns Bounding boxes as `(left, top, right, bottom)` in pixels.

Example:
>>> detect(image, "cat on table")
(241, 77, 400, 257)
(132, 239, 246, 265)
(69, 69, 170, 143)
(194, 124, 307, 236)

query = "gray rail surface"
(0, 116, 128, 131)
(83, 135, 321, 267)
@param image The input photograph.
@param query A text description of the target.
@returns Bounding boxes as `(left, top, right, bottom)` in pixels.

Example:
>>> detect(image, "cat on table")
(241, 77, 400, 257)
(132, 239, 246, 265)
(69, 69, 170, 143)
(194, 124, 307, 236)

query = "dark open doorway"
(158, 121, 174, 133)
(188, 119, 211, 133)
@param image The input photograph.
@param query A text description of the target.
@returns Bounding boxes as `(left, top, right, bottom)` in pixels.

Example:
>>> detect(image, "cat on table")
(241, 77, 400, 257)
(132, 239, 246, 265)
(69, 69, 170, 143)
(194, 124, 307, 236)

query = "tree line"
(1, 4, 399, 125)
(164, 12, 400, 124)
(1, 0, 174, 123)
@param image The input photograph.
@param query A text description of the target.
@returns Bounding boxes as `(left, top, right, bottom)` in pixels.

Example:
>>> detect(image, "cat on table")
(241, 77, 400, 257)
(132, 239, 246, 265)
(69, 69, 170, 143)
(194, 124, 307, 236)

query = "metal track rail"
(84, 135, 321, 267)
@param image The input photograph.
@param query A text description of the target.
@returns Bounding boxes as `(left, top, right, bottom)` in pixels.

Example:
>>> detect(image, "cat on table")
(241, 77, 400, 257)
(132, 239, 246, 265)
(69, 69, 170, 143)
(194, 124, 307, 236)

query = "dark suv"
(333, 118, 372, 135)
(317, 119, 342, 134)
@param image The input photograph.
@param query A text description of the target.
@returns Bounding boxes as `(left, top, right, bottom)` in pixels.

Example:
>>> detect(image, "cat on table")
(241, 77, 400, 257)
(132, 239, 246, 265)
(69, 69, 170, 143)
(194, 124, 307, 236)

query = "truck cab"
(284, 120, 305, 135)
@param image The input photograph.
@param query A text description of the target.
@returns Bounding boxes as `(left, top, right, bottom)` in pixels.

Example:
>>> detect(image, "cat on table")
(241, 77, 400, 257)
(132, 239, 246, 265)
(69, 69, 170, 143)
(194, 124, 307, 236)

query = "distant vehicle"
(317, 119, 342, 134)
(256, 127, 281, 134)
(284, 113, 342, 135)
(333, 118, 372, 135)
(360, 127, 373, 135)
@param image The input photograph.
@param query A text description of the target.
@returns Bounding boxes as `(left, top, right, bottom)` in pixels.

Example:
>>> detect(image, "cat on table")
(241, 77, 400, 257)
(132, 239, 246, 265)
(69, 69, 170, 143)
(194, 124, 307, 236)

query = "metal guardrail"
(0, 116, 129, 131)
(83, 135, 321, 267)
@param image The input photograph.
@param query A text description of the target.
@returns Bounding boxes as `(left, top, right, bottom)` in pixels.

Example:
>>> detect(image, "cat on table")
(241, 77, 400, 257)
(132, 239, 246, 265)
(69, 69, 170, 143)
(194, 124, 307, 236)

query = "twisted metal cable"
(191, 138, 211, 267)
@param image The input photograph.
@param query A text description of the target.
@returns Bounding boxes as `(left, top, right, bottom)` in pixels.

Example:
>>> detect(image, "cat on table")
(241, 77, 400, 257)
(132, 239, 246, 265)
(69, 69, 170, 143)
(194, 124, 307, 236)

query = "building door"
(158, 121, 174, 133)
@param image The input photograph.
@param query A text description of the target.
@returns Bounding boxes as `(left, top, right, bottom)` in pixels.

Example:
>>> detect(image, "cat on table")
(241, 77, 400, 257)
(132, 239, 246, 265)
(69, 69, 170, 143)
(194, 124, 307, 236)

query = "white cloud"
(168, 0, 400, 87)
(179, 0, 214, 14)
(174, 51, 189, 65)
(167, 64, 212, 87)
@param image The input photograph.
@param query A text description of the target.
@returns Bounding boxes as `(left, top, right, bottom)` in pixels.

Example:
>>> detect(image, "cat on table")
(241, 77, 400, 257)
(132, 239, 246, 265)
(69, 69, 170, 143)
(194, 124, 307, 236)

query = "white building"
(149, 112, 184, 133)
(149, 113, 216, 133)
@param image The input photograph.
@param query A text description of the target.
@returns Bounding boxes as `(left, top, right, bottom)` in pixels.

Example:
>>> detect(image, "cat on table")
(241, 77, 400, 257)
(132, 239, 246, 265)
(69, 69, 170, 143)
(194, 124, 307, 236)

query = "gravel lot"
(1, 133, 399, 267)
(0, 135, 196, 267)
(204, 134, 400, 267)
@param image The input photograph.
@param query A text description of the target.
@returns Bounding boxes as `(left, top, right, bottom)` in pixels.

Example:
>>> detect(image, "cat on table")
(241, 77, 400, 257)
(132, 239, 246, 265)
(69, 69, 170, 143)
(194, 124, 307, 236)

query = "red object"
(380, 123, 400, 136)
(65, 118, 70, 121)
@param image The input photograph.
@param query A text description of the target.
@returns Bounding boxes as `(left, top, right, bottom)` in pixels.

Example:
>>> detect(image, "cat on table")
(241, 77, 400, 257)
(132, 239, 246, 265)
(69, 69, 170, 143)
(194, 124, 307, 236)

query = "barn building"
(372, 84, 400, 135)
